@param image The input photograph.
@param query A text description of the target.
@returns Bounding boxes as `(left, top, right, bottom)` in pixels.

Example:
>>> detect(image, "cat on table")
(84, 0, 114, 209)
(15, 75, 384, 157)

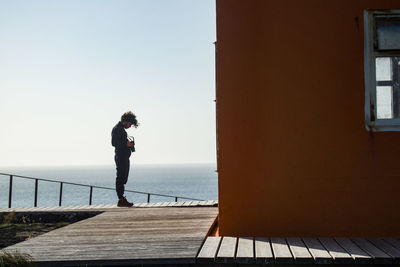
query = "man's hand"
(127, 141, 134, 147)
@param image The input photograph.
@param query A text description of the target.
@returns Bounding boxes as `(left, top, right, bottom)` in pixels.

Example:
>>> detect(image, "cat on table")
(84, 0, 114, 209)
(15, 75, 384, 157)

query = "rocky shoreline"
(0, 211, 100, 249)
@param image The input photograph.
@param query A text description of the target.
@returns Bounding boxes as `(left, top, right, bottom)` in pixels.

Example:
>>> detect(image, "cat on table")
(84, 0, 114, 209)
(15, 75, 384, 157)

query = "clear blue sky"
(0, 0, 216, 166)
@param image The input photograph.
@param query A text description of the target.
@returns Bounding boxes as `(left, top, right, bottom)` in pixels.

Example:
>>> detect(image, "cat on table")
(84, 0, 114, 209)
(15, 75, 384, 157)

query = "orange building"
(216, 0, 400, 237)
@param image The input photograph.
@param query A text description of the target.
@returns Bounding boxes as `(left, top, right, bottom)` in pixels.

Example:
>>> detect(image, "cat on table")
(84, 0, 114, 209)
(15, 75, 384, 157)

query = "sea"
(0, 163, 218, 208)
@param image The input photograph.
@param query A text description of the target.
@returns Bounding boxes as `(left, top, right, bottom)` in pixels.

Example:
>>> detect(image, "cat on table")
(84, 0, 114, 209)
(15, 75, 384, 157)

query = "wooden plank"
(335, 237, 373, 264)
(10, 240, 204, 251)
(22, 208, 31, 211)
(197, 201, 207, 206)
(236, 237, 254, 264)
(186, 201, 195, 206)
(352, 238, 392, 264)
(178, 202, 187, 206)
(16, 208, 29, 212)
(286, 237, 313, 264)
(216, 237, 237, 263)
(191, 201, 201, 206)
(384, 238, 400, 251)
(255, 237, 274, 264)
(197, 236, 221, 263)
(204, 200, 214, 206)
(319, 238, 353, 265)
(369, 238, 400, 264)
(270, 237, 294, 264)
(172, 202, 181, 207)
(302, 237, 332, 264)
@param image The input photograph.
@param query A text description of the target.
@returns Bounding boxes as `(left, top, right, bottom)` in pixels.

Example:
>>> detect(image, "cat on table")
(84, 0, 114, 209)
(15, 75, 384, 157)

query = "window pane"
(376, 57, 392, 81)
(377, 86, 393, 119)
(376, 17, 400, 50)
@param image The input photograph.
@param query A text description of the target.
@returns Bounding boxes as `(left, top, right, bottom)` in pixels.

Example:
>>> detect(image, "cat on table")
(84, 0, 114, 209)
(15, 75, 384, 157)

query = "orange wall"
(216, 0, 400, 237)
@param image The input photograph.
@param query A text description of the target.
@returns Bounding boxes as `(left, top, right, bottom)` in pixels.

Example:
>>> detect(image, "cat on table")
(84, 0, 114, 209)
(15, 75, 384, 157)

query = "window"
(364, 10, 400, 131)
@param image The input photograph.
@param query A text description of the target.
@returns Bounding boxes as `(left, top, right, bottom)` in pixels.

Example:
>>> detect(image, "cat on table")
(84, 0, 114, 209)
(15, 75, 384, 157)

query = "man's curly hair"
(121, 111, 139, 128)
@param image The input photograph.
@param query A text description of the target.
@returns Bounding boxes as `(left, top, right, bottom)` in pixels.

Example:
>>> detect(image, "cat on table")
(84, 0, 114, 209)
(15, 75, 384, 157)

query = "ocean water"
(0, 163, 218, 208)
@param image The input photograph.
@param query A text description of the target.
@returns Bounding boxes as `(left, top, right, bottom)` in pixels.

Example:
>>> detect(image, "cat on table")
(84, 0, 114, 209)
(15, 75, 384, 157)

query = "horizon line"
(0, 162, 217, 169)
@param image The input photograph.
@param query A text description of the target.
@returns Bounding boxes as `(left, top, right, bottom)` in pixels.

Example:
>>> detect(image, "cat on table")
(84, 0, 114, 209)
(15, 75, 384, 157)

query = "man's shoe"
(117, 197, 134, 207)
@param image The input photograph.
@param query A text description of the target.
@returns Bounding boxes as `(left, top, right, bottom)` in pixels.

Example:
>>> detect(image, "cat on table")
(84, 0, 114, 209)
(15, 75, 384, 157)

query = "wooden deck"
(197, 236, 400, 265)
(3, 207, 218, 266)
(0, 200, 218, 213)
(3, 203, 400, 266)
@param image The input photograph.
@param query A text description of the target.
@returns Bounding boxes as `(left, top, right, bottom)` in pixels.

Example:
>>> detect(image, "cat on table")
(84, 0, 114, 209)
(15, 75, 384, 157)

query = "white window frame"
(364, 9, 400, 131)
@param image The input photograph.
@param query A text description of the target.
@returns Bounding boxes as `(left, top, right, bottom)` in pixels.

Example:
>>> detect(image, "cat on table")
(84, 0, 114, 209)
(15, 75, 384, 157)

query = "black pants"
(115, 155, 130, 199)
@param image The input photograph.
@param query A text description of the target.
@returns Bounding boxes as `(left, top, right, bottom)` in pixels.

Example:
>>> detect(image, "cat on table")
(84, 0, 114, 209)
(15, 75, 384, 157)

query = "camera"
(128, 136, 135, 152)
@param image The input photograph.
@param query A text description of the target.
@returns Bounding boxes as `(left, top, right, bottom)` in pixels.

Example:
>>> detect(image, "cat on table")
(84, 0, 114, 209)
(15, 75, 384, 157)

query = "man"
(111, 111, 139, 207)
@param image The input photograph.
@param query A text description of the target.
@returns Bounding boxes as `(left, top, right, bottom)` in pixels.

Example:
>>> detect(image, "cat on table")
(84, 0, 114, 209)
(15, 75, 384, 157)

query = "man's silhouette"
(111, 111, 139, 207)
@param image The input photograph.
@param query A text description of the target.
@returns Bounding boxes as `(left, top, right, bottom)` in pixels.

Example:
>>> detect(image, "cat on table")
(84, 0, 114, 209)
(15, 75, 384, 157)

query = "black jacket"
(111, 122, 133, 158)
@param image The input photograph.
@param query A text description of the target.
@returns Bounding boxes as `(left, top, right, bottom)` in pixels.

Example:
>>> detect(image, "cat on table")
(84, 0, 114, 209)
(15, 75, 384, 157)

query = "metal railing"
(0, 172, 204, 208)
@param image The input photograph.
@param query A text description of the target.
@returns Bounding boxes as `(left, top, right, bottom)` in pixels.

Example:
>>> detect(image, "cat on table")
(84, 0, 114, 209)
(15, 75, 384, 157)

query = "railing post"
(34, 179, 38, 207)
(89, 186, 93, 205)
(8, 175, 13, 208)
(1, 173, 202, 208)
(59, 182, 63, 206)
